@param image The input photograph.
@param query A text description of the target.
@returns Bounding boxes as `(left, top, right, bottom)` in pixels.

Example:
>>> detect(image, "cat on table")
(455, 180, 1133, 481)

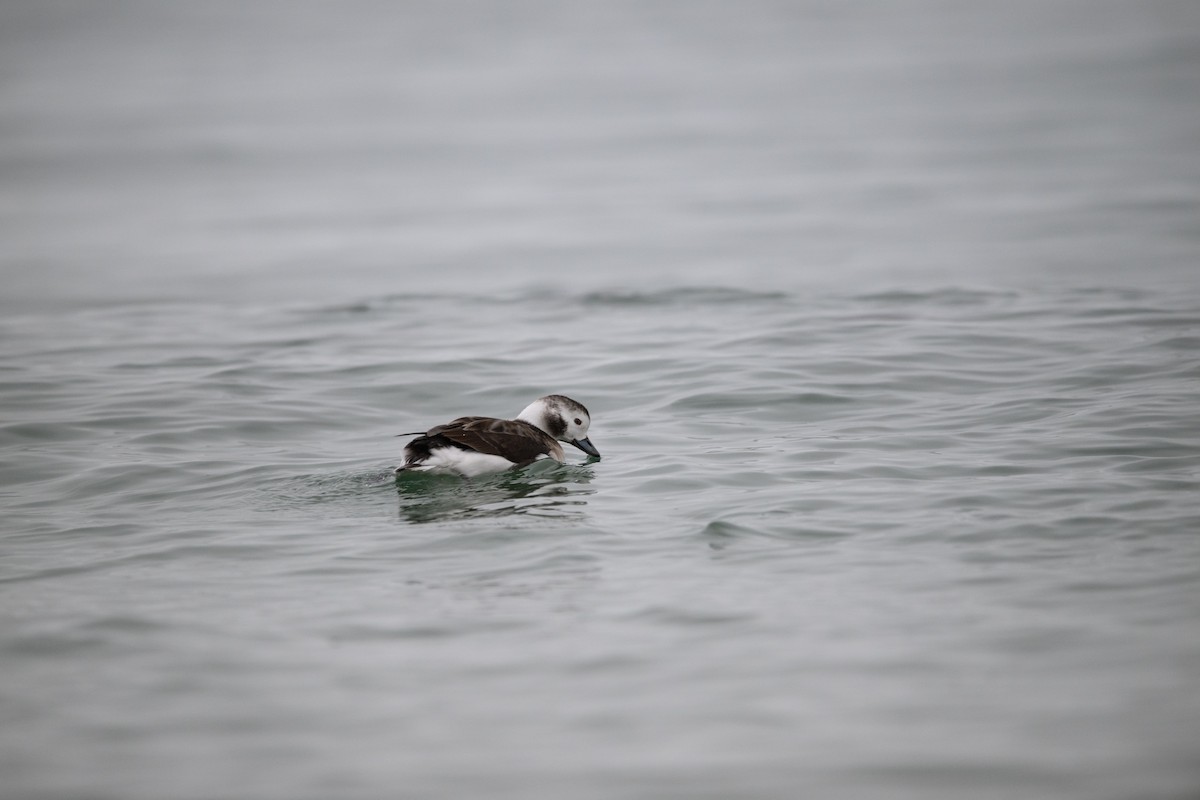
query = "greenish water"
(3, 287, 1200, 799)
(3, 1, 1200, 798)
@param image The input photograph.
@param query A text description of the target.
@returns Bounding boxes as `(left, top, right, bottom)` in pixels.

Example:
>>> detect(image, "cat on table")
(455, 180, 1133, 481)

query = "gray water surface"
(2, 2, 1200, 799)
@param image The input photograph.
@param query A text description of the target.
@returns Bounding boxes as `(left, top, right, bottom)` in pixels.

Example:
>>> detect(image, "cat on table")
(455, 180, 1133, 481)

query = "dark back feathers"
(405, 416, 563, 467)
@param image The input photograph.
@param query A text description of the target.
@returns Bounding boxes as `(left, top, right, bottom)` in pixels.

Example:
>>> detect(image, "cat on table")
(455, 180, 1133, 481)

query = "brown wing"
(425, 417, 563, 464)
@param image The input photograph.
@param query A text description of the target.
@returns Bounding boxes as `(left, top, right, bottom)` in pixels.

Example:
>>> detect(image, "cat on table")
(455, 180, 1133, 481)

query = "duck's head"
(517, 394, 600, 458)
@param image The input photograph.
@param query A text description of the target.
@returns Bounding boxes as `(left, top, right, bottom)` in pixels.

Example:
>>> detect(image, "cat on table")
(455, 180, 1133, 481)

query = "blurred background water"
(2, 2, 1200, 798)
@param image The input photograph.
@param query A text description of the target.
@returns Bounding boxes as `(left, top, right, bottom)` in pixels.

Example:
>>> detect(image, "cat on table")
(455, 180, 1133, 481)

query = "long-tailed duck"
(395, 395, 600, 477)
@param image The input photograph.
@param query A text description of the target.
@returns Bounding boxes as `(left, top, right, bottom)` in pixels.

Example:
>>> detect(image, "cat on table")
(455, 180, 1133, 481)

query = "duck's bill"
(570, 437, 601, 458)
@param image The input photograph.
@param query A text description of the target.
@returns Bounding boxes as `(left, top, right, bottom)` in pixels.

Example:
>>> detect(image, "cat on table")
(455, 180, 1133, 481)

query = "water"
(3, 2, 1200, 799)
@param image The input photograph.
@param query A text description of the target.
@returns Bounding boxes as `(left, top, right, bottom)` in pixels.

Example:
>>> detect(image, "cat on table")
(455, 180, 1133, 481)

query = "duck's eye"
(574, 418, 582, 426)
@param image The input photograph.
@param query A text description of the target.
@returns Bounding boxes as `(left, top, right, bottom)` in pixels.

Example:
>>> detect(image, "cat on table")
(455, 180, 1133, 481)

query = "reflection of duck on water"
(395, 395, 600, 478)
(395, 461, 597, 524)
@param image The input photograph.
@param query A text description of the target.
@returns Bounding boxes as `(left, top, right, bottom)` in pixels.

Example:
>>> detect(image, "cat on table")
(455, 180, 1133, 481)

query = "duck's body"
(396, 395, 599, 478)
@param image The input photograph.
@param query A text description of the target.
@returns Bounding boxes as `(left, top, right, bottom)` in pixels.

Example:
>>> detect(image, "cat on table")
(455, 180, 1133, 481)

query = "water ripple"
(3, 284, 1199, 800)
